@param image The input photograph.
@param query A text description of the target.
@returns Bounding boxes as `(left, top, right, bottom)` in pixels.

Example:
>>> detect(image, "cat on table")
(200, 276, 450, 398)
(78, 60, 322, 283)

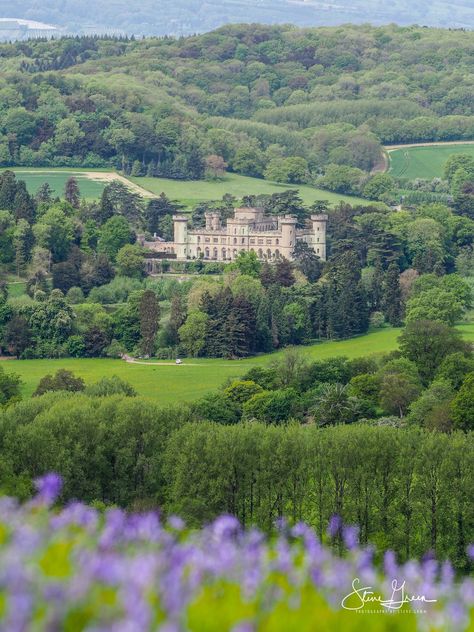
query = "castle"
(141, 207, 327, 264)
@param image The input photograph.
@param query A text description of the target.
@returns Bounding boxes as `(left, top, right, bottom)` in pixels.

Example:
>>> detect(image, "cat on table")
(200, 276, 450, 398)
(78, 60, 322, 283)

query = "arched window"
(205, 248, 210, 259)
(222, 248, 226, 259)
(258, 249, 263, 259)
(213, 248, 218, 259)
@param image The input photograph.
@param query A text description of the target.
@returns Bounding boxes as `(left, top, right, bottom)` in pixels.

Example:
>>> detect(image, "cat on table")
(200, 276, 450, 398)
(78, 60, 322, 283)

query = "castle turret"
(279, 215, 297, 259)
(311, 214, 328, 261)
(173, 215, 188, 259)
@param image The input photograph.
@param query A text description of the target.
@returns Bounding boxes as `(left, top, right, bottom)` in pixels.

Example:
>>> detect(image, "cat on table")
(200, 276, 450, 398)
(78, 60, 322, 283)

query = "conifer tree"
(383, 262, 403, 326)
(65, 177, 80, 209)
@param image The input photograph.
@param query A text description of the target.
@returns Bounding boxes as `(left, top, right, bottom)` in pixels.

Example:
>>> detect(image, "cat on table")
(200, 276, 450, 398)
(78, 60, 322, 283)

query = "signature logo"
(341, 578, 437, 611)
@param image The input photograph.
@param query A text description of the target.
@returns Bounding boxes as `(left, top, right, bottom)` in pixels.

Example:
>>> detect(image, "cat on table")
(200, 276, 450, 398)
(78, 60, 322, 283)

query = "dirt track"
(385, 140, 474, 152)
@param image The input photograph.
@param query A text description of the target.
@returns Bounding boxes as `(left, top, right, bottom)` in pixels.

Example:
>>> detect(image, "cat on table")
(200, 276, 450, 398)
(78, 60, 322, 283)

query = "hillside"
(0, 23, 473, 205)
(2, 0, 474, 37)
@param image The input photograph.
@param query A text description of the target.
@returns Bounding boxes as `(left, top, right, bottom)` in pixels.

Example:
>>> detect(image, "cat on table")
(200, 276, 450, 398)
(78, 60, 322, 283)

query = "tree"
(311, 383, 361, 425)
(139, 290, 160, 356)
(33, 207, 74, 263)
(451, 373, 474, 431)
(98, 216, 134, 262)
(4, 315, 31, 358)
(178, 311, 208, 357)
(116, 244, 145, 279)
(405, 288, 464, 326)
(398, 320, 468, 385)
(435, 352, 474, 390)
(33, 369, 85, 397)
(85, 376, 137, 397)
(64, 177, 80, 208)
(205, 154, 227, 179)
(0, 366, 21, 407)
(145, 193, 180, 235)
(363, 174, 394, 200)
(379, 373, 422, 418)
(274, 257, 295, 287)
(223, 380, 263, 406)
(382, 262, 403, 326)
(242, 388, 301, 423)
(230, 251, 261, 278)
(292, 241, 323, 282)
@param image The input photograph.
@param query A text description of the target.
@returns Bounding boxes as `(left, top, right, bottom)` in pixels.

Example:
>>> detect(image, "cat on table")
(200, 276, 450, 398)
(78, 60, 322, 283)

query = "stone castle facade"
(141, 207, 327, 264)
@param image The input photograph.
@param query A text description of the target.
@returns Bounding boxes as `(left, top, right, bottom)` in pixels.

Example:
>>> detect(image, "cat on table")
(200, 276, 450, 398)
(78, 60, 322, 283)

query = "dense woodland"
(4, 0, 474, 36)
(0, 25, 474, 203)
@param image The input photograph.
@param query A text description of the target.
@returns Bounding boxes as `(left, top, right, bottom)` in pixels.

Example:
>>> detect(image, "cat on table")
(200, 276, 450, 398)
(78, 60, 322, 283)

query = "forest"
(0, 25, 473, 204)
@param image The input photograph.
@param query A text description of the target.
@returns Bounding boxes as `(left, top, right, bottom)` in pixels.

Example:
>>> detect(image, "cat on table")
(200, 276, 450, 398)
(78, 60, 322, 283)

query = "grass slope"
(389, 144, 474, 179)
(129, 173, 368, 208)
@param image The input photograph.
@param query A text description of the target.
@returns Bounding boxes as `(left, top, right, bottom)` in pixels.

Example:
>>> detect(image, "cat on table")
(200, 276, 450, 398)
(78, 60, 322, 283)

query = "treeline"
(0, 391, 472, 568)
(1, 24, 474, 183)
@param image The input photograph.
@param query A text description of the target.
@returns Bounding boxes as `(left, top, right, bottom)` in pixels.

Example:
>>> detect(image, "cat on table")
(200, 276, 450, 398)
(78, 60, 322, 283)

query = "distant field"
(7, 169, 107, 200)
(388, 144, 474, 179)
(130, 173, 368, 208)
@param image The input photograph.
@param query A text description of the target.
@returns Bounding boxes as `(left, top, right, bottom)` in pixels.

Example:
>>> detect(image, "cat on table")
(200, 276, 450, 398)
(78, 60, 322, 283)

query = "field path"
(385, 140, 474, 152)
(84, 172, 156, 198)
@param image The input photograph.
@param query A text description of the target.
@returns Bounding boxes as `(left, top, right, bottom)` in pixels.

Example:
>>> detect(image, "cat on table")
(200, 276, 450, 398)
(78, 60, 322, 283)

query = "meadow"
(129, 172, 368, 207)
(388, 143, 474, 179)
(6, 168, 108, 200)
(0, 328, 403, 401)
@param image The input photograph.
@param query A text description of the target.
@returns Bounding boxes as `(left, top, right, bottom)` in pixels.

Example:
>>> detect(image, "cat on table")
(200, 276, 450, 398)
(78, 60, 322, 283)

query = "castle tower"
(279, 215, 297, 259)
(311, 214, 328, 261)
(173, 215, 188, 259)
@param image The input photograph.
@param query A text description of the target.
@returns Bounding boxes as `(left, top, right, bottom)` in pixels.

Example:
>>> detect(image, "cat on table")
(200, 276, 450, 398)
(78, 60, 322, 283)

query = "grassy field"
(130, 173, 368, 208)
(6, 169, 106, 200)
(2, 324, 473, 403)
(388, 144, 474, 179)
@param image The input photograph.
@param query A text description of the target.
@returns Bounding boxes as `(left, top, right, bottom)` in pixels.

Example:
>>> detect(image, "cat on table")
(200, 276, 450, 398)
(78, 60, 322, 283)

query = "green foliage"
(33, 369, 85, 397)
(451, 372, 474, 431)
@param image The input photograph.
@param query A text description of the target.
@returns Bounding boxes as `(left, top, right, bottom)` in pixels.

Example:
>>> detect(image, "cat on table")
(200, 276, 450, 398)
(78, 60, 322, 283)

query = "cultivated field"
(129, 173, 368, 207)
(388, 143, 474, 179)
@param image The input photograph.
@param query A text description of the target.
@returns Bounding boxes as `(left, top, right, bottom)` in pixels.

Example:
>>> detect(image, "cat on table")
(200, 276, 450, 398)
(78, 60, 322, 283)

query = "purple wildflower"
(33, 473, 62, 505)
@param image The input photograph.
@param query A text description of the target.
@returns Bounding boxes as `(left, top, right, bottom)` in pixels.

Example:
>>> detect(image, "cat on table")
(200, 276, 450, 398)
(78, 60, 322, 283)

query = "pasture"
(8, 169, 107, 200)
(0, 328, 407, 403)
(2, 323, 473, 403)
(130, 173, 368, 207)
(388, 143, 474, 179)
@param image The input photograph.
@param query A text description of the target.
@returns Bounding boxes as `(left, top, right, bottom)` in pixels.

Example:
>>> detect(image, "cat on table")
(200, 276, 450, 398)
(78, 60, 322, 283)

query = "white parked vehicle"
(175, 359, 183, 365)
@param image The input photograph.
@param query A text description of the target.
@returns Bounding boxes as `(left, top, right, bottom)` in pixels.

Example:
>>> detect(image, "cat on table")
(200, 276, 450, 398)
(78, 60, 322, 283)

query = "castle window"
(266, 239, 272, 245)
(276, 239, 279, 245)
(241, 238, 245, 244)
(205, 248, 210, 258)
(258, 239, 264, 245)
(205, 237, 210, 243)
(250, 239, 255, 245)
(213, 238, 218, 243)
(233, 237, 237, 245)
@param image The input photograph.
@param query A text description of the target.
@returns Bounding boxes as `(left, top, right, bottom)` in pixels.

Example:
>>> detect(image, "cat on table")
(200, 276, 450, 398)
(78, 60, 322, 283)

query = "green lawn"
(129, 173, 368, 208)
(0, 328, 402, 403)
(6, 169, 106, 200)
(2, 324, 473, 404)
(389, 144, 474, 179)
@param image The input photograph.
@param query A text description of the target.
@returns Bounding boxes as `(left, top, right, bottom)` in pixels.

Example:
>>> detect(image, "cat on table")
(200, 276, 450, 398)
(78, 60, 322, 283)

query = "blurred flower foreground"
(0, 474, 473, 631)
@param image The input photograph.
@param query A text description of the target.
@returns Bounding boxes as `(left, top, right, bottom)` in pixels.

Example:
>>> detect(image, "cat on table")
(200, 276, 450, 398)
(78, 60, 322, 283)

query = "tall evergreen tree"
(65, 177, 80, 208)
(139, 290, 160, 357)
(382, 262, 403, 326)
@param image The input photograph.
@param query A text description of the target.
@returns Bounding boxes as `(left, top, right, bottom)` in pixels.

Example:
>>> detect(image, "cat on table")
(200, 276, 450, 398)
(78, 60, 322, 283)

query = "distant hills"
(0, 0, 473, 40)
